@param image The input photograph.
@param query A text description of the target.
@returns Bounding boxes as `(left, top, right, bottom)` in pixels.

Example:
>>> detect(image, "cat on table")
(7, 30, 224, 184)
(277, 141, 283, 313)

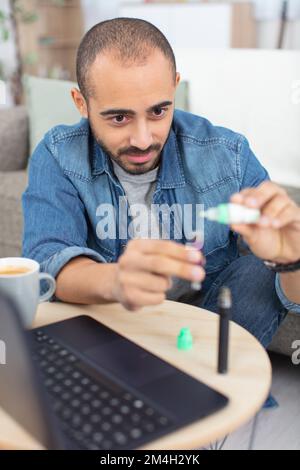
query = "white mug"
(0, 257, 56, 328)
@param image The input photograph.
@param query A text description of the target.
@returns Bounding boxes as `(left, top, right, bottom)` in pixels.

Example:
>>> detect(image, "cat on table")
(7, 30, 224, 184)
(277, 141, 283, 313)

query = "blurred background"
(1, 0, 300, 186)
(1, 1, 300, 85)
(1, 1, 300, 87)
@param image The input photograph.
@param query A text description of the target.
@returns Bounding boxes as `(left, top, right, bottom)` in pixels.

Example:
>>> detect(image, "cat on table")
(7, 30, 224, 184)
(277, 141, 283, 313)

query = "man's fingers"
(230, 223, 254, 239)
(231, 184, 298, 229)
(122, 288, 166, 311)
(271, 204, 300, 229)
(144, 254, 205, 282)
(230, 181, 286, 209)
(230, 188, 253, 204)
(257, 196, 292, 227)
(120, 250, 205, 283)
(119, 271, 171, 293)
(126, 238, 204, 264)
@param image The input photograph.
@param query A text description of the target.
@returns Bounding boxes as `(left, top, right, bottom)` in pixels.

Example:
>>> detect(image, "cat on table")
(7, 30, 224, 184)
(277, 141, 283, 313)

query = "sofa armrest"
(0, 106, 29, 171)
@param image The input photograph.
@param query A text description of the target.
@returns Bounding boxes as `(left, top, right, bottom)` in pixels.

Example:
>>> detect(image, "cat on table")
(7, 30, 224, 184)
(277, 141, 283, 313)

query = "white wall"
(254, 0, 300, 48)
(1, 1, 300, 56)
(80, 0, 121, 31)
(81, 0, 300, 49)
(120, 3, 232, 49)
(175, 48, 300, 188)
(0, 0, 16, 79)
(0, 0, 16, 106)
(256, 19, 300, 49)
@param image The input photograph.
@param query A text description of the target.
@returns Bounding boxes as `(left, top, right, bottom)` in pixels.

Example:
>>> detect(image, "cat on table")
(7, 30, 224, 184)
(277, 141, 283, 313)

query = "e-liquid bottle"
(200, 203, 260, 225)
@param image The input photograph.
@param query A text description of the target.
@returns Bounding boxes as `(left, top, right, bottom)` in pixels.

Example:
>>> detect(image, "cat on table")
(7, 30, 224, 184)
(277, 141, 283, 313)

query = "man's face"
(72, 50, 180, 175)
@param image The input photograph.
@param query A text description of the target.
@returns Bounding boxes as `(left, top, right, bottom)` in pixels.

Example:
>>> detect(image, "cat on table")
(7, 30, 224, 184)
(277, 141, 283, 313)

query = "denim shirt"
(22, 109, 300, 312)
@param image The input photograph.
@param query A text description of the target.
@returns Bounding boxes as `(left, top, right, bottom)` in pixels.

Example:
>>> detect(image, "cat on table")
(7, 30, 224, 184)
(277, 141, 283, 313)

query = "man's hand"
(230, 181, 300, 263)
(112, 239, 205, 311)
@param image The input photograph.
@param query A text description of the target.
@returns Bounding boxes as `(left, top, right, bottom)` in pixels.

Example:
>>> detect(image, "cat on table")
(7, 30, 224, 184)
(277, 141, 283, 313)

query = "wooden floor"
(221, 352, 300, 450)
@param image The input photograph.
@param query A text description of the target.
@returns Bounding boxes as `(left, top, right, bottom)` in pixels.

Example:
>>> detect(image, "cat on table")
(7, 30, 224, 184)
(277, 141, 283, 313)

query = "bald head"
(76, 17, 177, 99)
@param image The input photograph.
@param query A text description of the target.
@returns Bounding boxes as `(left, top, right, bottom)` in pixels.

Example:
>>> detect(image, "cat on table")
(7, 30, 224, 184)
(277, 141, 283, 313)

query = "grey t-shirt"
(112, 161, 193, 301)
(112, 161, 159, 239)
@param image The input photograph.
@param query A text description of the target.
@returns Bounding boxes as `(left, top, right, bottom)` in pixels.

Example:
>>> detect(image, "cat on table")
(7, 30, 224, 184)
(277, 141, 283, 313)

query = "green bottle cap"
(217, 204, 230, 224)
(177, 327, 193, 351)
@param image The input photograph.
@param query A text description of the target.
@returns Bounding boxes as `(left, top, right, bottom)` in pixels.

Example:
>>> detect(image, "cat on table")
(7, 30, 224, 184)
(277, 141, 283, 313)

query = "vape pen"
(217, 286, 232, 374)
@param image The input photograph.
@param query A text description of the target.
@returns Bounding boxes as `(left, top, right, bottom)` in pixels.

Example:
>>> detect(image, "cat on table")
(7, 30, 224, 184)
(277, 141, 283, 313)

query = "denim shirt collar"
(91, 122, 186, 189)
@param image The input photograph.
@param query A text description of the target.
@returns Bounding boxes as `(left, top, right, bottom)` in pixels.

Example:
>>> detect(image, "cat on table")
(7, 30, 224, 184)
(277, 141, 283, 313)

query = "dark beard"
(89, 123, 162, 175)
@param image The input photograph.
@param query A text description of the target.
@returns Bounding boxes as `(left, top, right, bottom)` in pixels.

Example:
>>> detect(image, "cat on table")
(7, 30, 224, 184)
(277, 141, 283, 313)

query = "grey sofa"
(0, 106, 29, 257)
(0, 105, 299, 356)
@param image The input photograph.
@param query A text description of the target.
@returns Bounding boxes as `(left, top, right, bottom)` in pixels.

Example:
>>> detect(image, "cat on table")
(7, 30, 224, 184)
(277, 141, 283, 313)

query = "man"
(22, 18, 300, 348)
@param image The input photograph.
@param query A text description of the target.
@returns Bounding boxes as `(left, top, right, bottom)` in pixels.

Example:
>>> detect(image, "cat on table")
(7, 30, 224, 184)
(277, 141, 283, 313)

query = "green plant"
(0, 1, 39, 103)
(0, 0, 65, 104)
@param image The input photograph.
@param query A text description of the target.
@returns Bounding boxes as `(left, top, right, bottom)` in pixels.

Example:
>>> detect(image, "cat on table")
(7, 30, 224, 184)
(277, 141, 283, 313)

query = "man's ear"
(175, 72, 181, 89)
(71, 88, 88, 118)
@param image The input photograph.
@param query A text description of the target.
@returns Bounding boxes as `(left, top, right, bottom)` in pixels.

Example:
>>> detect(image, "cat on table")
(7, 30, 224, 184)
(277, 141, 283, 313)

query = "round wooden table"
(0, 299, 272, 450)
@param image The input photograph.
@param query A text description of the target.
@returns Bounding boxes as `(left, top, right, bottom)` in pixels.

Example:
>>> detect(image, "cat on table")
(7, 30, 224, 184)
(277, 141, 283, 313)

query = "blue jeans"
(180, 254, 288, 348)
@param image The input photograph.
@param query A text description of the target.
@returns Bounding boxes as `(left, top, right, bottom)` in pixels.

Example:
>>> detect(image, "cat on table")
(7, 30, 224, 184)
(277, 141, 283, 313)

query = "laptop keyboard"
(31, 329, 173, 450)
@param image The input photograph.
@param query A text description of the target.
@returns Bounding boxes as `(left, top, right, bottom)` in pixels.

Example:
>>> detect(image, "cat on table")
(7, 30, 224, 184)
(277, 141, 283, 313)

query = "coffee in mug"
(0, 266, 32, 275)
(0, 257, 56, 328)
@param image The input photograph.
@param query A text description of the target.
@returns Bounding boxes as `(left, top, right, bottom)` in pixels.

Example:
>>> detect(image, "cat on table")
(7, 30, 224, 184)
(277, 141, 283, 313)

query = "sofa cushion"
(269, 311, 300, 357)
(23, 75, 80, 155)
(0, 106, 29, 171)
(0, 170, 28, 257)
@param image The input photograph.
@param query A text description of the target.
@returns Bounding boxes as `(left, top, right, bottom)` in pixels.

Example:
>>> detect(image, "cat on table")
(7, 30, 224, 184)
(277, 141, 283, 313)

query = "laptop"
(0, 292, 228, 450)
